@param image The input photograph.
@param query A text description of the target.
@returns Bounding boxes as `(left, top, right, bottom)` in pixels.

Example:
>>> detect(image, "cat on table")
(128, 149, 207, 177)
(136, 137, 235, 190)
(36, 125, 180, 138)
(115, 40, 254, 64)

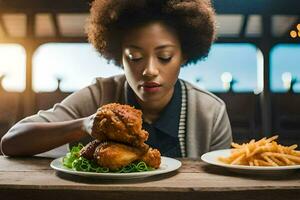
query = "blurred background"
(0, 0, 300, 146)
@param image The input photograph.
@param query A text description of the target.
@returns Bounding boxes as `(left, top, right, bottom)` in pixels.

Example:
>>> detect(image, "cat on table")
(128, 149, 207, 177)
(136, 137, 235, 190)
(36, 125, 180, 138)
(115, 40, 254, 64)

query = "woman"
(0, 0, 232, 158)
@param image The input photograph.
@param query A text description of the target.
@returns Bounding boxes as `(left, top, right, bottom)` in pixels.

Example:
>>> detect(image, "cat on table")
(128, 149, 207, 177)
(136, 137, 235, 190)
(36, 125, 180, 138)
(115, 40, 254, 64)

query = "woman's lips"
(141, 82, 161, 92)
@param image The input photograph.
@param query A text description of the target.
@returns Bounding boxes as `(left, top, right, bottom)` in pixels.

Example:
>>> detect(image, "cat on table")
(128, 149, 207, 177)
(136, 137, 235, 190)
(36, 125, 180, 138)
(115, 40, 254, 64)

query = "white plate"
(201, 149, 300, 175)
(50, 156, 181, 179)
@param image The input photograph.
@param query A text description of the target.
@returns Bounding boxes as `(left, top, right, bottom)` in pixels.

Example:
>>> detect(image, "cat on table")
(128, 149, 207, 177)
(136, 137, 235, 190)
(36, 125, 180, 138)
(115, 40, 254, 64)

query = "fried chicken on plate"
(79, 103, 161, 171)
(93, 142, 161, 170)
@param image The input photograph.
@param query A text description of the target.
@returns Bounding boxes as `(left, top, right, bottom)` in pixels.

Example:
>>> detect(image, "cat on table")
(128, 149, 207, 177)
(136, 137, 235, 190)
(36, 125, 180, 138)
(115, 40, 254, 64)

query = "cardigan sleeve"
(209, 102, 232, 151)
(12, 82, 101, 158)
(19, 83, 101, 124)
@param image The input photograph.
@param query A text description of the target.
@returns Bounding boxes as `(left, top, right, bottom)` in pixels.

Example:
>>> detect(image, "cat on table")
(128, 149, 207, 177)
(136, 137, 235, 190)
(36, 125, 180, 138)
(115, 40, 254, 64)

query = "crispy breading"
(79, 140, 101, 160)
(93, 142, 161, 170)
(91, 103, 149, 148)
(84, 103, 161, 171)
(94, 142, 147, 170)
(141, 148, 161, 169)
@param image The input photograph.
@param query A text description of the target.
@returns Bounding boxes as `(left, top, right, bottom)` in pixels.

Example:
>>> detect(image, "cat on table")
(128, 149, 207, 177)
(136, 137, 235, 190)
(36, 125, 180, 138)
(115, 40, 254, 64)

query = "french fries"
(218, 135, 300, 166)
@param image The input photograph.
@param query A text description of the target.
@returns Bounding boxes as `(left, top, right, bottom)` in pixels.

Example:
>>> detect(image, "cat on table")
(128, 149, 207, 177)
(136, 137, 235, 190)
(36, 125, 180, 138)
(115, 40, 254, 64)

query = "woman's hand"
(81, 113, 96, 137)
(81, 113, 105, 141)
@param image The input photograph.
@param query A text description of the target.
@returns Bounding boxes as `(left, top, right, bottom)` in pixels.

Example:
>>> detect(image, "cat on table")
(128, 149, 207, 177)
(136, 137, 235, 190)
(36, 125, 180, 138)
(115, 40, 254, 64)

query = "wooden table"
(0, 156, 300, 200)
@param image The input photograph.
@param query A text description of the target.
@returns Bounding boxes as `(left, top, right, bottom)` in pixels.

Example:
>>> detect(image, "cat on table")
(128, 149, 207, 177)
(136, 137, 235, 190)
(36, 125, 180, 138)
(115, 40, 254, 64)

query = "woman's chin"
(139, 93, 164, 103)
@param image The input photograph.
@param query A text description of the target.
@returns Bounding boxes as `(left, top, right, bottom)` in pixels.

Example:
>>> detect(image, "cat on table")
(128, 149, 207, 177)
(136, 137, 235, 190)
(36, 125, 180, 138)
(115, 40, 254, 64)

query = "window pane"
(179, 43, 263, 93)
(271, 44, 300, 93)
(0, 44, 26, 92)
(33, 43, 262, 93)
(33, 43, 123, 92)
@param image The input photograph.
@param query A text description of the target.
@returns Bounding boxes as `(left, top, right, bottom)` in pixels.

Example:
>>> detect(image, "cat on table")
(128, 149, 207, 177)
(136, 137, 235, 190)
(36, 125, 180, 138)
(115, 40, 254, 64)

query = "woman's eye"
(158, 57, 172, 62)
(131, 57, 142, 61)
(128, 54, 142, 62)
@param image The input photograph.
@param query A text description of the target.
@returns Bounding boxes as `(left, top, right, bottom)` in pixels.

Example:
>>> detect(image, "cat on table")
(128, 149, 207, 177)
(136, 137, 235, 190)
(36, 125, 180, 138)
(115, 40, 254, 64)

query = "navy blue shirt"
(126, 81, 182, 158)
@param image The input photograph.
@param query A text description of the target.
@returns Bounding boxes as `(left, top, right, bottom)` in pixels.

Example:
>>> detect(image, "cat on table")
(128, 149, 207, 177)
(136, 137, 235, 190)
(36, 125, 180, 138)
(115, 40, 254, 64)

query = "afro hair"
(86, 0, 216, 67)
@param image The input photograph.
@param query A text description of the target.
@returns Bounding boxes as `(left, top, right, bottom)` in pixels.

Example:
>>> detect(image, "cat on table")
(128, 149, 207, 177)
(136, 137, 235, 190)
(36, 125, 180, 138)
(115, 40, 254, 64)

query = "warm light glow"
(221, 72, 233, 91)
(298, 31, 300, 37)
(290, 30, 297, 38)
(0, 44, 26, 91)
(282, 72, 292, 83)
(297, 24, 300, 31)
(281, 72, 292, 90)
(221, 72, 233, 83)
(256, 49, 264, 94)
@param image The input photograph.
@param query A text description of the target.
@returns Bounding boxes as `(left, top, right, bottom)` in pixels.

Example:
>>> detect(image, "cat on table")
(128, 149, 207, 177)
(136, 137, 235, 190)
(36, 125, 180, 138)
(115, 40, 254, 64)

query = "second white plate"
(201, 149, 300, 174)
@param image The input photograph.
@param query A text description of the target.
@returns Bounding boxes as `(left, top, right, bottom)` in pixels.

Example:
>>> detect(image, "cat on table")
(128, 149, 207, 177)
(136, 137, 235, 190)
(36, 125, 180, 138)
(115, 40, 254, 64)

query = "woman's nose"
(142, 57, 159, 78)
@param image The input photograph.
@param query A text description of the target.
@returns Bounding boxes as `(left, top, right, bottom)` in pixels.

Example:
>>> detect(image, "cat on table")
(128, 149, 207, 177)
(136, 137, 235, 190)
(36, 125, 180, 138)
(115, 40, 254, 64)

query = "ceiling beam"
(0, 37, 87, 45)
(212, 0, 300, 15)
(0, 36, 298, 47)
(0, 0, 300, 15)
(216, 37, 300, 45)
(0, 0, 92, 13)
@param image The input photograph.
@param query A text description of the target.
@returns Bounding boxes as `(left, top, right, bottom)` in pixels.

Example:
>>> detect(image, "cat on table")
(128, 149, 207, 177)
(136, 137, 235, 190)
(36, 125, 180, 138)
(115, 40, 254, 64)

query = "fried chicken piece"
(94, 142, 161, 171)
(91, 103, 149, 148)
(79, 140, 101, 160)
(141, 148, 161, 169)
(94, 142, 148, 170)
(86, 103, 161, 171)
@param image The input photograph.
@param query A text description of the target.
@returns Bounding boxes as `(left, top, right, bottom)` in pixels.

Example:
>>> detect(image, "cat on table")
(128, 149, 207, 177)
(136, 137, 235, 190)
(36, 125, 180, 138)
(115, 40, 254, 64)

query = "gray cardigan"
(19, 75, 232, 158)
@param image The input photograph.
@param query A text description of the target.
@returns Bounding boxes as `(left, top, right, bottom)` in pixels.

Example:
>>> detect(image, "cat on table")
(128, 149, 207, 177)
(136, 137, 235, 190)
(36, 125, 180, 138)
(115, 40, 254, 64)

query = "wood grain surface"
(0, 156, 300, 200)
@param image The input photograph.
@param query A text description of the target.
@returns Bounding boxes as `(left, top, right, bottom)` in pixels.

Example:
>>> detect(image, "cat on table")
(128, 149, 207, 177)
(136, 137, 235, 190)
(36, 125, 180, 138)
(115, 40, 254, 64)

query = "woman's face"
(122, 22, 185, 104)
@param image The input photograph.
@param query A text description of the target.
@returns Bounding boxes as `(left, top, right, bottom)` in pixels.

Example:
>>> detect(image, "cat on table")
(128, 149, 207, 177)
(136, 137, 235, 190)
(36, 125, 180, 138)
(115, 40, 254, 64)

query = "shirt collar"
(125, 80, 182, 138)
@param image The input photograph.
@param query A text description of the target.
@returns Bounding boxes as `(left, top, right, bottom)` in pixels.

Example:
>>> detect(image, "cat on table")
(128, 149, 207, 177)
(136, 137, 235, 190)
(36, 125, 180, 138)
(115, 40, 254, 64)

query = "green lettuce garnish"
(63, 144, 154, 173)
